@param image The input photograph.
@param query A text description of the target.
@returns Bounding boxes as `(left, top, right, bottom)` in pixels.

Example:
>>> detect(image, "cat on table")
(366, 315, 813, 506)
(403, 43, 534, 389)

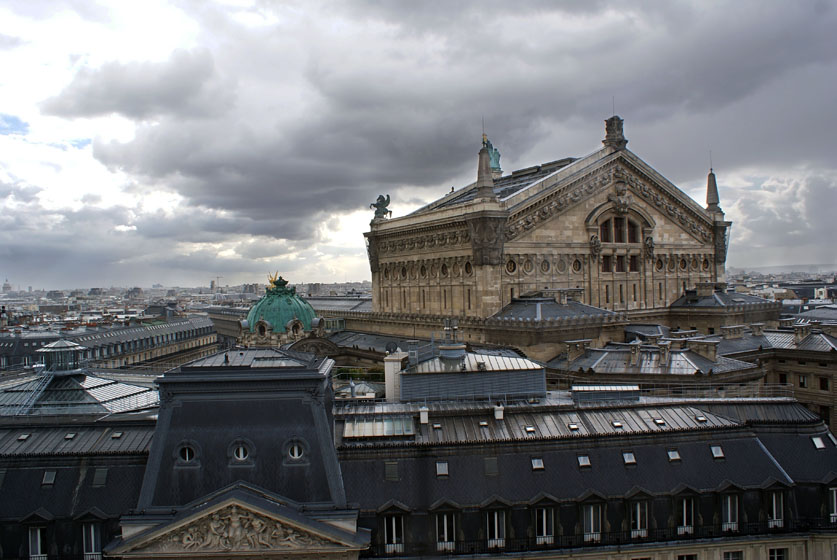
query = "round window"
(289, 444, 304, 459)
(702, 258, 710, 271)
(655, 259, 664, 272)
(679, 259, 687, 270)
(464, 262, 473, 275)
(506, 260, 517, 274)
(233, 444, 248, 461)
(179, 446, 195, 462)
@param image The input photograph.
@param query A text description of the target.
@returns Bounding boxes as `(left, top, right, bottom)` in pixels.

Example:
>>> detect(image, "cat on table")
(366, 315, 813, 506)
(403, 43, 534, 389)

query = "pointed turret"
(475, 143, 496, 200)
(706, 168, 721, 213)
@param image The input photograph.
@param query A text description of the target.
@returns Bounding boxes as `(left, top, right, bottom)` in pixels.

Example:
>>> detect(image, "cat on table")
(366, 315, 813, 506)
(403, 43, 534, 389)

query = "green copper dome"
(246, 276, 316, 333)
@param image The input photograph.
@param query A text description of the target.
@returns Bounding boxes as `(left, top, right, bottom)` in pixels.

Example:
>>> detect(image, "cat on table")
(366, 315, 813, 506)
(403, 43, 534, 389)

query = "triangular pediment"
(111, 499, 366, 557)
(505, 151, 714, 244)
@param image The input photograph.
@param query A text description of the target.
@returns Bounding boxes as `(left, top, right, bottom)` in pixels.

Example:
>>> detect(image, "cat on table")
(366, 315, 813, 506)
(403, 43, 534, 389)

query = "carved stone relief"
(141, 505, 337, 554)
(468, 216, 506, 266)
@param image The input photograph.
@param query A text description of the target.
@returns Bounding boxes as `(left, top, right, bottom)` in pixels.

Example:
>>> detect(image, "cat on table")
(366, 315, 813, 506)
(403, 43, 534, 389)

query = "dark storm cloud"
(41, 49, 234, 119)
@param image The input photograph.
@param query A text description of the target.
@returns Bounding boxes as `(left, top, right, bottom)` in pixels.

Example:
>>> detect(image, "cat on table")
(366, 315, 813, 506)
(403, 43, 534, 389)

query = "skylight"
(525, 426, 536, 434)
(568, 423, 579, 431)
(577, 455, 591, 468)
(696, 415, 708, 423)
(612, 420, 624, 429)
(654, 418, 666, 426)
(711, 445, 725, 459)
(813, 436, 826, 449)
(18, 433, 30, 441)
(65, 433, 76, 440)
(531, 457, 544, 471)
(436, 461, 449, 476)
(667, 449, 681, 462)
(623, 451, 636, 465)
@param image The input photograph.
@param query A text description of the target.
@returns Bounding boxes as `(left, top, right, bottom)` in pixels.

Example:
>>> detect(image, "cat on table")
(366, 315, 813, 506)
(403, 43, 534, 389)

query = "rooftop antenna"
(709, 149, 713, 172)
(612, 96, 616, 116)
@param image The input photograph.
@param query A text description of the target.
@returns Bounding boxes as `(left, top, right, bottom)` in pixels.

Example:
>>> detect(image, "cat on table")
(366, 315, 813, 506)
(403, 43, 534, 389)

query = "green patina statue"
(482, 133, 501, 172)
(266, 272, 295, 296)
(370, 194, 391, 219)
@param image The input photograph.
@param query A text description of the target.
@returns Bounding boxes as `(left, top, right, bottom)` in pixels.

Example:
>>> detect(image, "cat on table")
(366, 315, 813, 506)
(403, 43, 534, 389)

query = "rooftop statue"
(482, 133, 501, 172)
(266, 272, 295, 296)
(370, 194, 391, 220)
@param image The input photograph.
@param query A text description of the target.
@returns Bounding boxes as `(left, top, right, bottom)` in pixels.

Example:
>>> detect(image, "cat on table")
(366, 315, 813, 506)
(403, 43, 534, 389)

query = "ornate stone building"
(365, 117, 731, 320)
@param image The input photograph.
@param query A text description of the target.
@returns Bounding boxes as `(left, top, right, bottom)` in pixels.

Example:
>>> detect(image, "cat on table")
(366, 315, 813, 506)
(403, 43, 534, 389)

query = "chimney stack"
(658, 340, 671, 365)
(384, 350, 408, 402)
(750, 323, 764, 336)
(794, 323, 811, 344)
(629, 339, 641, 366)
(566, 340, 592, 363)
(687, 339, 719, 363)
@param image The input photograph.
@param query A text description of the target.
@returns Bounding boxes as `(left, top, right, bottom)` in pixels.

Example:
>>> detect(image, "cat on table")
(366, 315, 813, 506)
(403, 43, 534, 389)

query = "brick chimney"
(687, 339, 719, 363)
(566, 340, 592, 363)
(794, 323, 811, 344)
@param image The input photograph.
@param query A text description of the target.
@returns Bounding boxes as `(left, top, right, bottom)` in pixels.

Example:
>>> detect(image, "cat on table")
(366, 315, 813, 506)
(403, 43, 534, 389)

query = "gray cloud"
(41, 49, 234, 119)
(4, 0, 836, 287)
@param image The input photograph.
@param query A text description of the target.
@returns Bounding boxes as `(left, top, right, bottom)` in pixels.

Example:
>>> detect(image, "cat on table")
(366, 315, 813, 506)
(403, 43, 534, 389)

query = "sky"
(0, 0, 835, 290)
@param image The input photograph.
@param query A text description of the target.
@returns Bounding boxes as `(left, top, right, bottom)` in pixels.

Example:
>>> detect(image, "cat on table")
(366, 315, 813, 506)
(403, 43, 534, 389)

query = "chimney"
(629, 339, 641, 366)
(566, 340, 592, 363)
(419, 406, 429, 425)
(658, 340, 671, 365)
(696, 282, 715, 297)
(721, 325, 744, 339)
(687, 339, 719, 363)
(384, 350, 408, 403)
(750, 323, 764, 336)
(794, 323, 811, 344)
(494, 405, 504, 421)
(475, 145, 496, 200)
(779, 318, 794, 328)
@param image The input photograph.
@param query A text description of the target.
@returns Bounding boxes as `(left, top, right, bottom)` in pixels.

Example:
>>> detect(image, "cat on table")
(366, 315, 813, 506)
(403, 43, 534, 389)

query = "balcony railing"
(362, 518, 837, 557)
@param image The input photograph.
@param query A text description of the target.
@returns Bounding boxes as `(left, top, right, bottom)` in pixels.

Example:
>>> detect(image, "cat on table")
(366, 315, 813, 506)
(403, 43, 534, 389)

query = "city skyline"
(1, 1, 836, 289)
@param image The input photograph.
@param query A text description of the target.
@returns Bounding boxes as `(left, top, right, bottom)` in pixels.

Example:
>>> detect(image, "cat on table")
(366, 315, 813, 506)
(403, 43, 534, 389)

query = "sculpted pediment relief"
(505, 158, 712, 243)
(123, 504, 351, 556)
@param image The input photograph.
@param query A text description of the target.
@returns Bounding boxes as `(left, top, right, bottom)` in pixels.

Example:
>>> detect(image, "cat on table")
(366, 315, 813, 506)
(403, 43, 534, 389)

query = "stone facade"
(365, 117, 731, 320)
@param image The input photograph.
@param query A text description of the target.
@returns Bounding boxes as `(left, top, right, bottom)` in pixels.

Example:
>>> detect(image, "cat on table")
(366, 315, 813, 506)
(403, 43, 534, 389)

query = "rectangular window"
(768, 491, 784, 528)
(583, 503, 602, 542)
(535, 506, 554, 545)
(600, 220, 611, 242)
(616, 255, 626, 272)
(768, 548, 788, 560)
(83, 523, 102, 559)
(605, 285, 610, 304)
(820, 377, 829, 391)
(629, 254, 639, 272)
(484, 457, 498, 476)
(436, 512, 455, 552)
(630, 501, 648, 538)
(779, 373, 788, 384)
(722, 494, 738, 531)
(658, 282, 663, 301)
(619, 283, 624, 303)
(723, 552, 743, 560)
(29, 527, 47, 560)
(436, 461, 448, 477)
(602, 255, 612, 273)
(677, 555, 698, 560)
(628, 221, 639, 243)
(486, 510, 505, 548)
(383, 515, 404, 553)
(614, 217, 625, 243)
(829, 487, 837, 523)
(384, 461, 399, 481)
(632, 283, 637, 301)
(799, 375, 808, 388)
(677, 497, 694, 535)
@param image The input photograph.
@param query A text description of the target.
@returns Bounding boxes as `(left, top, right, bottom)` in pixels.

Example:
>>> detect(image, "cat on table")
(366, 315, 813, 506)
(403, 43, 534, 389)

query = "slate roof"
(547, 343, 757, 375)
(182, 347, 324, 371)
(714, 328, 837, 356)
(796, 303, 837, 322)
(417, 158, 577, 213)
(0, 373, 159, 416)
(306, 297, 372, 313)
(491, 297, 615, 320)
(0, 424, 154, 456)
(671, 291, 774, 308)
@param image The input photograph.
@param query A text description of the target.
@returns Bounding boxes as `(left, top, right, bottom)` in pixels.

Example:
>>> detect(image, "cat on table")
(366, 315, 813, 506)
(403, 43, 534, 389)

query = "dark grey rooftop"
(415, 157, 577, 213)
(306, 296, 372, 313)
(796, 303, 837, 322)
(181, 347, 324, 371)
(492, 297, 615, 321)
(671, 290, 774, 308)
(548, 343, 757, 375)
(714, 328, 837, 355)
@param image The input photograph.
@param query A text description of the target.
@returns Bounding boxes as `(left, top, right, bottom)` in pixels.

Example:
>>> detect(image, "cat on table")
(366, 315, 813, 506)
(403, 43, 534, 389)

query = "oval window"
(233, 444, 248, 461)
(179, 446, 195, 462)
(506, 260, 517, 274)
(464, 262, 473, 275)
(420, 265, 427, 277)
(441, 263, 448, 277)
(541, 260, 550, 273)
(572, 259, 582, 273)
(289, 444, 304, 459)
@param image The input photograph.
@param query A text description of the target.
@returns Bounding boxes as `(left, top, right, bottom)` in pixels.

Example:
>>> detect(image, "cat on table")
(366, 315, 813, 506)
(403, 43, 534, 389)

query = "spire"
(475, 144, 496, 200)
(706, 168, 721, 212)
